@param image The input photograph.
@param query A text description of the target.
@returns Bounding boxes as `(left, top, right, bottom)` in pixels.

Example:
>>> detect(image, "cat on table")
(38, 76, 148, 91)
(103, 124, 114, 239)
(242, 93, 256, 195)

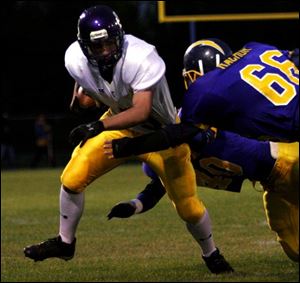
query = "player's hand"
(188, 127, 217, 150)
(107, 201, 136, 220)
(69, 120, 104, 147)
(103, 140, 114, 159)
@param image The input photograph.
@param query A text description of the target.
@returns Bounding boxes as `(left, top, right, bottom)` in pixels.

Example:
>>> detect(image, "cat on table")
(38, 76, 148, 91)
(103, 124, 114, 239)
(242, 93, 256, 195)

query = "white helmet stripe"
(198, 59, 204, 75)
(215, 54, 220, 66)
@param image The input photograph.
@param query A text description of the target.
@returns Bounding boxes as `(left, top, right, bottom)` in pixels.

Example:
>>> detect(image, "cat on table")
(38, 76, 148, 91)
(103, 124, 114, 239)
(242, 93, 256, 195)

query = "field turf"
(1, 165, 299, 282)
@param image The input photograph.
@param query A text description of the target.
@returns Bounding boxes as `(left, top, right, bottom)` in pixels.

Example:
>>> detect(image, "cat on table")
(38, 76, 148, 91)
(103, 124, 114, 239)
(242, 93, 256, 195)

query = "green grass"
(1, 165, 299, 282)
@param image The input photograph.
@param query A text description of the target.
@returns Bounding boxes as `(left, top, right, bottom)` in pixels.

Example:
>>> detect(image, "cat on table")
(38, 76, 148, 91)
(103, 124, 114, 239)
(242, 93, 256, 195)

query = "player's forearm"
(102, 106, 150, 130)
(102, 90, 152, 130)
(112, 122, 202, 158)
(136, 179, 166, 213)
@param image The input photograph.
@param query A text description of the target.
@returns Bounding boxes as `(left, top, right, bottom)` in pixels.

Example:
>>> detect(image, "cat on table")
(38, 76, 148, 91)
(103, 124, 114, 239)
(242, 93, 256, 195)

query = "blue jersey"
(192, 130, 275, 192)
(181, 42, 299, 142)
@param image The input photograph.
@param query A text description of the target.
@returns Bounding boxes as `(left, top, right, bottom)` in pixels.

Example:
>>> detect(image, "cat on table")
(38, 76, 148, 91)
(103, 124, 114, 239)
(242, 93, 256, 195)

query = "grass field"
(1, 165, 299, 282)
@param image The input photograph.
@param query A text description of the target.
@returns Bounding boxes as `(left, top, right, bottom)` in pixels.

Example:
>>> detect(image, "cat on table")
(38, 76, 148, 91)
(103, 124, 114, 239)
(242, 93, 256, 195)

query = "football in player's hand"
(76, 86, 96, 109)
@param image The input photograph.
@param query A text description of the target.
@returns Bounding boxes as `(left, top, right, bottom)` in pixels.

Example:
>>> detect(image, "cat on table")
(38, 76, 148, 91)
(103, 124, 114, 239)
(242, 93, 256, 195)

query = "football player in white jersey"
(23, 5, 233, 274)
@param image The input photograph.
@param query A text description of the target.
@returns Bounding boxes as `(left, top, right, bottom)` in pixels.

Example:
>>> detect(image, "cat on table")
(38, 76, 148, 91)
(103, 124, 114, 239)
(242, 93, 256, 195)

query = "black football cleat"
(202, 248, 234, 274)
(24, 235, 76, 262)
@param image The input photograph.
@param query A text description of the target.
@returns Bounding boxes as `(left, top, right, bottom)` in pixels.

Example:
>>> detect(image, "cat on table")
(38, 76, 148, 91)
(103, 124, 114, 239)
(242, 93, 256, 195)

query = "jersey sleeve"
(64, 42, 83, 81)
(64, 42, 98, 93)
(121, 36, 166, 92)
(130, 50, 166, 92)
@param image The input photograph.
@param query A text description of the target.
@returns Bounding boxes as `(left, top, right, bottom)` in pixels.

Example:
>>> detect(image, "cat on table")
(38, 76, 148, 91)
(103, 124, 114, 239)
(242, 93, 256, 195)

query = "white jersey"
(65, 34, 177, 133)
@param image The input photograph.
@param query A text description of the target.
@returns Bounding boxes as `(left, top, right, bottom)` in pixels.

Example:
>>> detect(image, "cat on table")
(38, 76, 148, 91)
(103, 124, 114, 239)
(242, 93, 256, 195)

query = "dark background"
(1, 1, 299, 168)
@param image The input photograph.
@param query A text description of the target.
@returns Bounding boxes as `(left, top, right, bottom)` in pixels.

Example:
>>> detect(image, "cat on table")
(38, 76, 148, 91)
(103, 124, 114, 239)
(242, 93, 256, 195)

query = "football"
(76, 86, 96, 109)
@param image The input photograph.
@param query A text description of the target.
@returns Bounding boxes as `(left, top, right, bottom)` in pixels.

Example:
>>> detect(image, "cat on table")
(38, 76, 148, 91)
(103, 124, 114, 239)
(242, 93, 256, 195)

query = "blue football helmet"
(182, 38, 232, 89)
(77, 5, 125, 69)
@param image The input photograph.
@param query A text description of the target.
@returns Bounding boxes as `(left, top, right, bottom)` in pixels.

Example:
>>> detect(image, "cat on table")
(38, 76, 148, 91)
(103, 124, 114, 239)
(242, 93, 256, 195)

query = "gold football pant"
(262, 142, 299, 262)
(61, 113, 206, 224)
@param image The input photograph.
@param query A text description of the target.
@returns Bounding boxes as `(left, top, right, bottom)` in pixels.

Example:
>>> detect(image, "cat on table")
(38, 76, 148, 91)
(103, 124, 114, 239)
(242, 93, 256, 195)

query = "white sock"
(186, 210, 216, 257)
(59, 186, 84, 244)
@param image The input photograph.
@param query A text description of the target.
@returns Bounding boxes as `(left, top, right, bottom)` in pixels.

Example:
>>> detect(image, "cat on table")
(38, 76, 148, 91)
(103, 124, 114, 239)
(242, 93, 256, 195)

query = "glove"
(107, 201, 136, 220)
(188, 127, 217, 151)
(69, 120, 104, 147)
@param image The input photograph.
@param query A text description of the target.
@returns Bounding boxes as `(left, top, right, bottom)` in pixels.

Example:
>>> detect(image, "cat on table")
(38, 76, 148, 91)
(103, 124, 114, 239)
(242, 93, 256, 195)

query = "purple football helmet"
(77, 5, 124, 68)
(182, 38, 232, 89)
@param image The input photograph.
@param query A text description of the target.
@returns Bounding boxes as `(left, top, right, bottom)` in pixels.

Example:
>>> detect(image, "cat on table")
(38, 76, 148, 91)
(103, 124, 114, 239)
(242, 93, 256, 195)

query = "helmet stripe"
(198, 59, 204, 75)
(215, 54, 220, 66)
(185, 40, 225, 55)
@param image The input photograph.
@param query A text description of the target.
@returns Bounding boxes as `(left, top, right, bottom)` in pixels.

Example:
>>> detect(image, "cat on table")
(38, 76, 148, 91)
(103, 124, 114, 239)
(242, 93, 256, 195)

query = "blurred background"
(1, 1, 298, 169)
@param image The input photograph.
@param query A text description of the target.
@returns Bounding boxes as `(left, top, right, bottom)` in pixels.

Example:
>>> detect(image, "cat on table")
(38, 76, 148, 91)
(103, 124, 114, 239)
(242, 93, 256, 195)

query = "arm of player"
(104, 123, 215, 158)
(107, 178, 166, 220)
(102, 89, 153, 130)
(69, 89, 153, 148)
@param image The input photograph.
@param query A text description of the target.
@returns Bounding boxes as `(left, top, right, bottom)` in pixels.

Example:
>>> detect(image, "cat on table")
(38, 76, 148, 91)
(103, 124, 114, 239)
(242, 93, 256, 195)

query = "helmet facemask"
(79, 33, 123, 70)
(182, 68, 203, 90)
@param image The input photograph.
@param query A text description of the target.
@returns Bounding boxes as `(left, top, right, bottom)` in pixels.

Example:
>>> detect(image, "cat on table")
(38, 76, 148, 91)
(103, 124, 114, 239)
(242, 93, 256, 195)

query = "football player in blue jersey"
(179, 40, 298, 142)
(107, 130, 299, 262)
(103, 39, 299, 263)
(104, 39, 299, 156)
